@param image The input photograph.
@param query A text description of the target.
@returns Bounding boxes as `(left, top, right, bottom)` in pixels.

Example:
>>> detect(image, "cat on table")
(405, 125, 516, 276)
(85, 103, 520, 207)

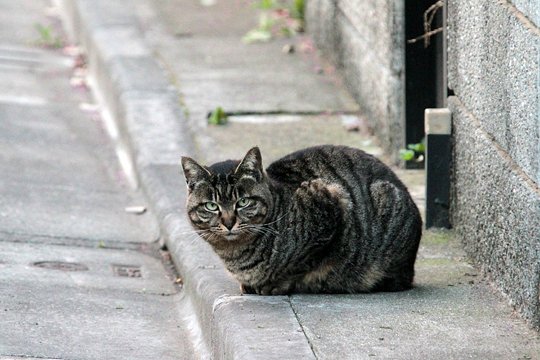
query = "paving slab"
(0, 37, 158, 246)
(0, 46, 81, 103)
(0, 103, 116, 191)
(290, 230, 540, 359)
(0, 181, 158, 245)
(0, 0, 51, 46)
(0, 241, 190, 360)
(0, 241, 175, 294)
(291, 287, 540, 359)
(150, 0, 257, 38)
(138, 0, 359, 132)
(203, 114, 382, 164)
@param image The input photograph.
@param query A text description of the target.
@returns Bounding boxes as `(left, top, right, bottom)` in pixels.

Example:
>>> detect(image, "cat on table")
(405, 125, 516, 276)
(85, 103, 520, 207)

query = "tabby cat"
(181, 145, 422, 295)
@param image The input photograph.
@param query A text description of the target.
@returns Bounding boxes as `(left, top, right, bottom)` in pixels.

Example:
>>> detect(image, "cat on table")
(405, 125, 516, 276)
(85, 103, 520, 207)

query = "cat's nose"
(222, 214, 236, 231)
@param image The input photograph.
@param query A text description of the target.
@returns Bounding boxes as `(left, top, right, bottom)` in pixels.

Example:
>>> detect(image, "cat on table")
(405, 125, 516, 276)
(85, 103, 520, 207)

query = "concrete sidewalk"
(0, 1, 194, 359)
(58, 0, 540, 359)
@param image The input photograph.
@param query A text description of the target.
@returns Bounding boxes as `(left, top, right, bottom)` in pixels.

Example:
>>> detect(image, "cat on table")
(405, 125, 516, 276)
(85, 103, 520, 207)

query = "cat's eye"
(236, 198, 251, 208)
(204, 202, 219, 212)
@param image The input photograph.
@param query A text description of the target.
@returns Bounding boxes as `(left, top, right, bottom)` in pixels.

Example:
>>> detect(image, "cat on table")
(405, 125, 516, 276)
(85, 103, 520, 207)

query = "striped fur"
(181, 145, 422, 295)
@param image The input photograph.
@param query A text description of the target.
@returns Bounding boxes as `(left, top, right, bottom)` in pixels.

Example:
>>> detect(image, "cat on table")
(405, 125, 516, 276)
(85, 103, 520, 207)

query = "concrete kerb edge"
(57, 0, 216, 351)
(58, 0, 316, 358)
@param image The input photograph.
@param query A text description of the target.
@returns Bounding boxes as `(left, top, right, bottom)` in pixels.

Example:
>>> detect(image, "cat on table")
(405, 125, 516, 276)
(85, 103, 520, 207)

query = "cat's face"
(181, 147, 272, 245)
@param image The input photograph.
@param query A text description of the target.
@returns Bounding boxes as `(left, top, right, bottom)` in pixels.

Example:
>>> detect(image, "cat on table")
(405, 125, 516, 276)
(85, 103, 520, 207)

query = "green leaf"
(258, 13, 275, 31)
(399, 149, 416, 161)
(208, 106, 228, 125)
(257, 0, 275, 9)
(407, 142, 425, 153)
(242, 28, 272, 43)
(280, 26, 293, 37)
(291, 0, 305, 20)
(35, 23, 63, 48)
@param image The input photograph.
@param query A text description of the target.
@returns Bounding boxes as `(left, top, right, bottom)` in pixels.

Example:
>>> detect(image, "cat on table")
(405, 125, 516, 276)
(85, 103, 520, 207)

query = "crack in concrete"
(218, 109, 358, 117)
(1, 354, 66, 360)
(287, 296, 319, 360)
(0, 230, 157, 252)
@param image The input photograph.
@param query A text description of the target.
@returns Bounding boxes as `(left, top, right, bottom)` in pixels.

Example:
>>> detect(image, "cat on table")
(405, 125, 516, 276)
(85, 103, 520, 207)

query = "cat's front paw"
(240, 283, 256, 294)
(249, 282, 295, 295)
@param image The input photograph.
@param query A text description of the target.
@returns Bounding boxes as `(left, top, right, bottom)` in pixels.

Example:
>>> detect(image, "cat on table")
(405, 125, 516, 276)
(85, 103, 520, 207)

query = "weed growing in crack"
(34, 23, 63, 48)
(243, 0, 305, 44)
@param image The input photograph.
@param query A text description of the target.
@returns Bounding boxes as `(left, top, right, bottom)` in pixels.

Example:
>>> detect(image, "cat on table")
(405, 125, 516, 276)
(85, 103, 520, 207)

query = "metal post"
(425, 108, 452, 228)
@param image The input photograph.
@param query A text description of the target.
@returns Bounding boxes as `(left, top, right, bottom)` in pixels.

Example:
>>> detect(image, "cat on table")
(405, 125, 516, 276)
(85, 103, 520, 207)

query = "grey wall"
(448, 0, 540, 329)
(306, 0, 406, 162)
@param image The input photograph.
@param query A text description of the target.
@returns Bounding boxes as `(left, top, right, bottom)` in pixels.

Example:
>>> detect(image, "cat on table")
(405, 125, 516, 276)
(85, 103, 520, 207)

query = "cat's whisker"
(239, 224, 280, 237)
(243, 228, 270, 240)
(175, 230, 207, 236)
(207, 232, 220, 244)
(184, 232, 208, 242)
(241, 227, 265, 237)
(253, 226, 280, 237)
(261, 212, 290, 227)
(198, 233, 211, 241)
(252, 224, 280, 236)
(173, 226, 208, 233)
(174, 228, 211, 238)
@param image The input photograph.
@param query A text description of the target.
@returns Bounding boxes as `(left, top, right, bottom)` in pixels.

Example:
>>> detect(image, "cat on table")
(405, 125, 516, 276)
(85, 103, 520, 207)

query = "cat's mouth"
(220, 229, 252, 242)
(223, 232, 240, 241)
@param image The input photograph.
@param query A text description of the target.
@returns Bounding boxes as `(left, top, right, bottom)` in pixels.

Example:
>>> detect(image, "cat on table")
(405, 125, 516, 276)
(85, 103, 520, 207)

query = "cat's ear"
(235, 147, 263, 181)
(181, 156, 211, 190)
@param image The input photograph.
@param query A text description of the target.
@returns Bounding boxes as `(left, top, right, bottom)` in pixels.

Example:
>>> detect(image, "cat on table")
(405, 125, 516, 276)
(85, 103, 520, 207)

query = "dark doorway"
(404, 0, 450, 228)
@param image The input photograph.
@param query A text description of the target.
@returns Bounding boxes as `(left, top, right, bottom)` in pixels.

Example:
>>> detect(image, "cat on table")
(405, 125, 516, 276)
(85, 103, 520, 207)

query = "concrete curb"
(58, 0, 316, 358)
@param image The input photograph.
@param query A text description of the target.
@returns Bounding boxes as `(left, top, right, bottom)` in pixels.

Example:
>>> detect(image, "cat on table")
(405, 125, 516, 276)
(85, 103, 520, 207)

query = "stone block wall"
(306, 0, 406, 161)
(448, 0, 539, 329)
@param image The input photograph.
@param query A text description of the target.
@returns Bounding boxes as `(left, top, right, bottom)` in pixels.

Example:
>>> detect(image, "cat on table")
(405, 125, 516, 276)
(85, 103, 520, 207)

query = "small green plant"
(243, 0, 305, 44)
(291, 0, 305, 21)
(242, 13, 274, 43)
(208, 106, 228, 125)
(35, 23, 63, 48)
(257, 0, 276, 9)
(399, 138, 425, 162)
